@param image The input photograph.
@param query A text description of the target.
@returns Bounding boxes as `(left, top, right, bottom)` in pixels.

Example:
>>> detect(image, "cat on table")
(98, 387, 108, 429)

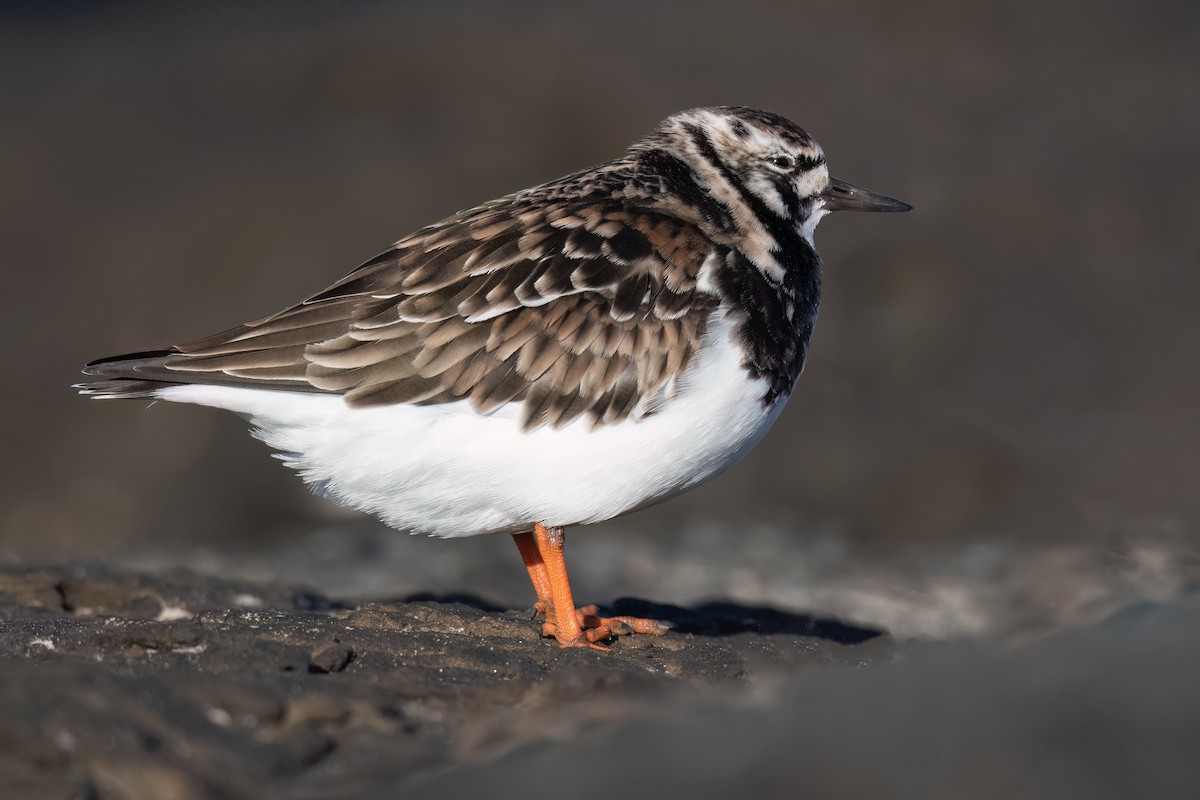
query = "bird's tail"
(74, 350, 183, 398)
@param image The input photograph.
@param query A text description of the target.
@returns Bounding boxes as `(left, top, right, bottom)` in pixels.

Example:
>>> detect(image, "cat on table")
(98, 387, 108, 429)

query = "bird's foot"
(540, 603, 671, 648)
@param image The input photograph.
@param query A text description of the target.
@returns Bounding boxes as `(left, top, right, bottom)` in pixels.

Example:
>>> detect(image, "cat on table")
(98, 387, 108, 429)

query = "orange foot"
(513, 525, 671, 649)
(539, 603, 670, 647)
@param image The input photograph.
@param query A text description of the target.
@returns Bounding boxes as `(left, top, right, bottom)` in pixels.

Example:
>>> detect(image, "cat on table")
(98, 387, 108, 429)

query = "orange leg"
(512, 523, 670, 649)
(511, 530, 552, 617)
(532, 522, 591, 647)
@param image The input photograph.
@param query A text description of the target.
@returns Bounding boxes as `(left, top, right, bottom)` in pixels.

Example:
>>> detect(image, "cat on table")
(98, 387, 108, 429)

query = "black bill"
(820, 177, 912, 212)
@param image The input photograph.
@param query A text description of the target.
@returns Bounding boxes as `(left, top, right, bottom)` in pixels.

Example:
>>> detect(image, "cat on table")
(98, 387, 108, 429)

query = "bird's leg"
(515, 523, 670, 649)
(511, 530, 552, 619)
(529, 522, 593, 648)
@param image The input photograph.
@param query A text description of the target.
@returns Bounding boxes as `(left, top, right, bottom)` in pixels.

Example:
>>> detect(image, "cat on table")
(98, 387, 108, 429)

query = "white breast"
(158, 310, 788, 537)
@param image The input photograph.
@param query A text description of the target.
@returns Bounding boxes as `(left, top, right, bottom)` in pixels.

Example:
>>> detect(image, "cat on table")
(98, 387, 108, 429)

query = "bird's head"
(635, 106, 910, 247)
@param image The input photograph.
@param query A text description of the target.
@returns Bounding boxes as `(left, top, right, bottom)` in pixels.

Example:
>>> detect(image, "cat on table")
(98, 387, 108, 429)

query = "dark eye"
(767, 154, 796, 172)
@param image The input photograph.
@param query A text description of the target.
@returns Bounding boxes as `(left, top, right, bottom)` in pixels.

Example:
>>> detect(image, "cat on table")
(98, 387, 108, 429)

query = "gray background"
(2, 1, 1197, 632)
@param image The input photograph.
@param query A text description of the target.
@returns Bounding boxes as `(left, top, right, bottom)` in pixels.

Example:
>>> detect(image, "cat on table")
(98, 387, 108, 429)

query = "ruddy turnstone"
(78, 106, 910, 648)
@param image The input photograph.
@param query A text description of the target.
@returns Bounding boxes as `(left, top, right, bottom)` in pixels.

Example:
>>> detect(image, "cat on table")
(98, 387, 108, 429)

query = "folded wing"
(81, 196, 721, 431)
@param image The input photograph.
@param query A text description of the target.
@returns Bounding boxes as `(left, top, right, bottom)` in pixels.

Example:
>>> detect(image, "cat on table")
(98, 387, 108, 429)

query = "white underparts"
(157, 310, 788, 538)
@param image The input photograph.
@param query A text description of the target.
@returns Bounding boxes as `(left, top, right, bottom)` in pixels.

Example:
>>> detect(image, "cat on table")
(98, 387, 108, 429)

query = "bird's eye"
(766, 154, 796, 172)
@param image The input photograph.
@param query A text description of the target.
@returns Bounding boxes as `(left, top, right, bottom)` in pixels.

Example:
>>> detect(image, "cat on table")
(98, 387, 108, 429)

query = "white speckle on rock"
(206, 707, 233, 727)
(232, 593, 263, 608)
(156, 604, 194, 622)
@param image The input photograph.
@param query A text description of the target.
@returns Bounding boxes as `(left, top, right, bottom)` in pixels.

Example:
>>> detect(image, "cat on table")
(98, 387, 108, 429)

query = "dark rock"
(0, 561, 872, 799)
(6, 561, 1196, 799)
(309, 643, 355, 674)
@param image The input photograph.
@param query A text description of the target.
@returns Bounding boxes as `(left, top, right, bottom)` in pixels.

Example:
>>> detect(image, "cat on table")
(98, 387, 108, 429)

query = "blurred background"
(2, 0, 1197, 637)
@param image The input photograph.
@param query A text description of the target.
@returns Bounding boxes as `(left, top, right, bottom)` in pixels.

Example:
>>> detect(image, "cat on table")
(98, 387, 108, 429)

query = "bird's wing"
(92, 196, 721, 431)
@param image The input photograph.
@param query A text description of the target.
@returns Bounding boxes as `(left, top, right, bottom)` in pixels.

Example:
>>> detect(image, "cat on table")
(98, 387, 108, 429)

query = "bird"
(77, 106, 910, 649)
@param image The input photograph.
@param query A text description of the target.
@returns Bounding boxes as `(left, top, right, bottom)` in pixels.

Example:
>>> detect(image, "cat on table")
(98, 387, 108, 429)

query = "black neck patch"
(714, 242, 822, 407)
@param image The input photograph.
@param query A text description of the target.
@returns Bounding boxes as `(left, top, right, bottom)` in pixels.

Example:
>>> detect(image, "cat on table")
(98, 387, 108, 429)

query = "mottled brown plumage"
(95, 173, 721, 431)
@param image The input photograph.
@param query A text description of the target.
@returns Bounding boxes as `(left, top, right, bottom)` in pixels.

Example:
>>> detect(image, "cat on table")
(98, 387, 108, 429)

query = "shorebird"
(79, 106, 910, 648)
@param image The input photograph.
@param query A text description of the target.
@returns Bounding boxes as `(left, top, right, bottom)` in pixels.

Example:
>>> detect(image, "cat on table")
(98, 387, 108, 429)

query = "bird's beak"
(819, 177, 912, 212)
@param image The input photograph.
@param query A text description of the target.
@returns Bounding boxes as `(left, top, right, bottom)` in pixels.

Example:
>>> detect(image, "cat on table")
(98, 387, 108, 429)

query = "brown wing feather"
(127, 196, 721, 431)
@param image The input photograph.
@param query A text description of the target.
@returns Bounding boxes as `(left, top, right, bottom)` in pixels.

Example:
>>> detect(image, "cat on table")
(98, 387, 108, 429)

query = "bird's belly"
(158, 312, 788, 537)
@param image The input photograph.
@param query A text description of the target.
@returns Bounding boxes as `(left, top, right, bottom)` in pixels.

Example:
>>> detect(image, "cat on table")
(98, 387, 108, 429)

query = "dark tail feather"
(75, 348, 320, 397)
(75, 350, 183, 398)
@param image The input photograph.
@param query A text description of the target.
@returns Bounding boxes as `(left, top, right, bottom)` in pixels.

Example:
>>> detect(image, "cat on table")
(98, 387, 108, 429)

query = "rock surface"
(0, 562, 885, 799)
(3, 561, 1199, 799)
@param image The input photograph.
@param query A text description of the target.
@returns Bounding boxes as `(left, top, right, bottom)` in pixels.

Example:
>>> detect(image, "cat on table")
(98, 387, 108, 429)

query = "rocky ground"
(2, 560, 1198, 800)
(0, 561, 883, 799)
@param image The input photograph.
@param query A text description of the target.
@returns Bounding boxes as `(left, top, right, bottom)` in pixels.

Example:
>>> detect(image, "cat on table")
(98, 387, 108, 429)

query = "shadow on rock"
(602, 597, 884, 644)
(401, 592, 884, 645)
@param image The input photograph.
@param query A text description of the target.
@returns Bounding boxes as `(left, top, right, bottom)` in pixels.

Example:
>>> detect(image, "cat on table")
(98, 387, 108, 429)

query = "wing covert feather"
(163, 197, 721, 430)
